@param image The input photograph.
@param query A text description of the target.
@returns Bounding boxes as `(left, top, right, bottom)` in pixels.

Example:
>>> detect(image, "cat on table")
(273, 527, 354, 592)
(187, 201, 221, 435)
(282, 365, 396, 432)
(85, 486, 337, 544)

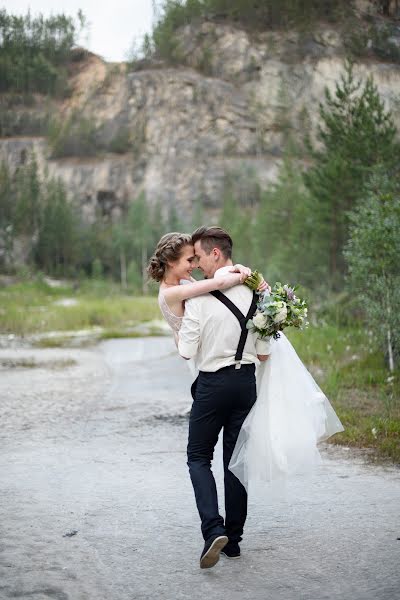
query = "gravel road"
(0, 337, 399, 600)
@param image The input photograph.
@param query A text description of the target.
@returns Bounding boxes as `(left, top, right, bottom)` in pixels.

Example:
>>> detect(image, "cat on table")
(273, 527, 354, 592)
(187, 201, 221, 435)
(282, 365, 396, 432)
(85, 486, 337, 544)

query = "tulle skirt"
(228, 332, 344, 491)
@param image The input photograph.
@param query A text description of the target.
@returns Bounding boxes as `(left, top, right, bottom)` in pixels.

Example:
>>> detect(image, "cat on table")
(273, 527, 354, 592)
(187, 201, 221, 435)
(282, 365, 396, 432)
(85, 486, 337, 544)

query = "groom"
(178, 226, 271, 569)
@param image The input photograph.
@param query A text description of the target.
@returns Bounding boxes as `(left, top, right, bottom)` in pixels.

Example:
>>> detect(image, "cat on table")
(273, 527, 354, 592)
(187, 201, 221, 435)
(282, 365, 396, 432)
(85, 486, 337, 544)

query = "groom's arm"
(178, 299, 200, 360)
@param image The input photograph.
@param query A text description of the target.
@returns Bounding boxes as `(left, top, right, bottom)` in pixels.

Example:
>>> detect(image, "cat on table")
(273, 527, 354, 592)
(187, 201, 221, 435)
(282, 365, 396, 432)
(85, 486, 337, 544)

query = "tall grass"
(0, 279, 161, 335)
(288, 326, 400, 463)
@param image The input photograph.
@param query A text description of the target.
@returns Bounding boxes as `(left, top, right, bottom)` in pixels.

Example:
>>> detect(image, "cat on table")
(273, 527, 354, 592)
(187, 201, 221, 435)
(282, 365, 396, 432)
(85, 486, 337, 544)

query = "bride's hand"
(229, 264, 251, 284)
(257, 277, 271, 293)
(230, 264, 271, 291)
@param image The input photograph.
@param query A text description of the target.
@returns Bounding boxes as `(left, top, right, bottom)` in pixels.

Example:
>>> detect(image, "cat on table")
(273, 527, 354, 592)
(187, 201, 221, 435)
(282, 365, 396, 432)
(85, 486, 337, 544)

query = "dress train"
(229, 332, 344, 491)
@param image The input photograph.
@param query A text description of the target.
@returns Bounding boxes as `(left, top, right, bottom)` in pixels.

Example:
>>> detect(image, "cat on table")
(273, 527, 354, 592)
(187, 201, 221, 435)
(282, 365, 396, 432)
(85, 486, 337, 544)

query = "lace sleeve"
(158, 293, 184, 333)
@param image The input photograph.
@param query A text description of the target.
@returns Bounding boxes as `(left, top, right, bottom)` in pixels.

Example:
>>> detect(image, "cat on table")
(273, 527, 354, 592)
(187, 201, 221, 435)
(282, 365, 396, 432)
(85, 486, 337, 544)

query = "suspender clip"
(235, 362, 241, 370)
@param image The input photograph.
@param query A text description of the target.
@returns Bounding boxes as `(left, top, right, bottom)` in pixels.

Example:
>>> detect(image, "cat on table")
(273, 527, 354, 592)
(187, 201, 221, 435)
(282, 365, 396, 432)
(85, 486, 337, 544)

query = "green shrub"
(0, 108, 50, 137)
(108, 129, 131, 154)
(345, 22, 400, 63)
(48, 111, 99, 158)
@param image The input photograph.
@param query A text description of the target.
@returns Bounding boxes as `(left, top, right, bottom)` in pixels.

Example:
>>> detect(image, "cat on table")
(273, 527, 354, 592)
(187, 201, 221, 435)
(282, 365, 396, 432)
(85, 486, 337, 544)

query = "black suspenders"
(190, 289, 258, 398)
(209, 290, 258, 364)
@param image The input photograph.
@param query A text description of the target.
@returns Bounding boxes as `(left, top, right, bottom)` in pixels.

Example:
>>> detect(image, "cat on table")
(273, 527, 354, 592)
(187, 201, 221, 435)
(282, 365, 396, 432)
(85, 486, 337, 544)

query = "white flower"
(273, 305, 287, 324)
(253, 312, 268, 329)
(371, 427, 378, 438)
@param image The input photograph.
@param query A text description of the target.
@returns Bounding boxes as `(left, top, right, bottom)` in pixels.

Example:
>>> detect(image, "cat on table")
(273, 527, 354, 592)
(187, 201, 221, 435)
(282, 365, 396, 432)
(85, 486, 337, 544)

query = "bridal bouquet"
(244, 271, 308, 340)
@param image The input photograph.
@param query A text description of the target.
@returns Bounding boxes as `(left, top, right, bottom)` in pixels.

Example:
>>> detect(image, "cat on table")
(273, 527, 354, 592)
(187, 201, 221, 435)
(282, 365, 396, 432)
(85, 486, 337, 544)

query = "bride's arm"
(162, 271, 244, 304)
(163, 265, 268, 304)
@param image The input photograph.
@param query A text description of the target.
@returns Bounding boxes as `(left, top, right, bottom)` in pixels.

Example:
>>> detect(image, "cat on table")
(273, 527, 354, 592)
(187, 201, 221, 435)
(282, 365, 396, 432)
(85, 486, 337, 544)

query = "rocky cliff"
(1, 12, 400, 225)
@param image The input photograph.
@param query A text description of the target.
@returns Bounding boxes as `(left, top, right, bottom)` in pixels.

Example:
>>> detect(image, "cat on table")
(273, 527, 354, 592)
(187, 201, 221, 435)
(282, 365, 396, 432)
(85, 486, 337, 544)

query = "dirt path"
(0, 337, 399, 600)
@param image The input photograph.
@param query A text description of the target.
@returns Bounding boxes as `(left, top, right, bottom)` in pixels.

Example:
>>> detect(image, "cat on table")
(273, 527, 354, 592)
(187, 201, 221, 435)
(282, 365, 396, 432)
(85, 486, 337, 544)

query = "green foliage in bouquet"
(245, 279, 308, 340)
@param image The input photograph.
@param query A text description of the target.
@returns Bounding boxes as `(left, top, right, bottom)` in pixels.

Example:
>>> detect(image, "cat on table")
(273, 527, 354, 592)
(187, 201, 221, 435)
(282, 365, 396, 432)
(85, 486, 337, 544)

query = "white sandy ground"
(0, 337, 399, 600)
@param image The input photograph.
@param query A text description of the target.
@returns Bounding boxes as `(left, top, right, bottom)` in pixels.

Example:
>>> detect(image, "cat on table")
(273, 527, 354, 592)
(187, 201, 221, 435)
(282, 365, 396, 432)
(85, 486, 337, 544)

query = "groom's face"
(194, 240, 217, 279)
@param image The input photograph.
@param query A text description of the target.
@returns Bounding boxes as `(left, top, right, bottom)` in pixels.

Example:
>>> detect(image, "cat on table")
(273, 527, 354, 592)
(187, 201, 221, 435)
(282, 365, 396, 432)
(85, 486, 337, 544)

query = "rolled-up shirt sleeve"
(256, 336, 272, 355)
(178, 299, 200, 359)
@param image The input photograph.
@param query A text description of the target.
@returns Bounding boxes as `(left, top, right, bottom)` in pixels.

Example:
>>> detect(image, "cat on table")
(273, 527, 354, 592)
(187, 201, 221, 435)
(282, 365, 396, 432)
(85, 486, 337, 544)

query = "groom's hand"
(257, 354, 270, 362)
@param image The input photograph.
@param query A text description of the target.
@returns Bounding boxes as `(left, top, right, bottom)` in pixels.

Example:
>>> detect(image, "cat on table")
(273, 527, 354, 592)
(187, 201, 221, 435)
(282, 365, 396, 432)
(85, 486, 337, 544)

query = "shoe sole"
(200, 535, 229, 569)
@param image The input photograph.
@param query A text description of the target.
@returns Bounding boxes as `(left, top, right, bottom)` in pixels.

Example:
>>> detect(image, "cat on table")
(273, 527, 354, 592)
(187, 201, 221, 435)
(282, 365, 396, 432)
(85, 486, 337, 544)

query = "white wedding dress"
(158, 291, 197, 379)
(228, 332, 344, 491)
(158, 290, 344, 491)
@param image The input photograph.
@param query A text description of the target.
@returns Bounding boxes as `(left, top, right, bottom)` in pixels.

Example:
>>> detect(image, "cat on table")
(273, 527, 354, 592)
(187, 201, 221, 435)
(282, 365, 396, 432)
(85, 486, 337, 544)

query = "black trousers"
(187, 363, 257, 542)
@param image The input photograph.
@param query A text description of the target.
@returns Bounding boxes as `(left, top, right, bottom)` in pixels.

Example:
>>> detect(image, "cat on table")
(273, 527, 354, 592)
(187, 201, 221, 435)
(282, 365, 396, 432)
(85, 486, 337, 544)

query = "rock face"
(1, 21, 400, 224)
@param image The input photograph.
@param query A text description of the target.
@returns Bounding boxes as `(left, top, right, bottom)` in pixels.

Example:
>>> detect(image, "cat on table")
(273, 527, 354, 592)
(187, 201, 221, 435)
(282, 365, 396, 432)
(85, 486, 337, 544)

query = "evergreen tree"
(304, 62, 400, 286)
(110, 196, 171, 292)
(0, 9, 87, 96)
(166, 204, 184, 232)
(111, 221, 129, 289)
(344, 171, 400, 370)
(253, 156, 318, 287)
(34, 177, 80, 275)
(0, 161, 14, 268)
(14, 154, 41, 236)
(87, 218, 114, 278)
(218, 188, 255, 266)
(127, 193, 152, 293)
(191, 198, 204, 231)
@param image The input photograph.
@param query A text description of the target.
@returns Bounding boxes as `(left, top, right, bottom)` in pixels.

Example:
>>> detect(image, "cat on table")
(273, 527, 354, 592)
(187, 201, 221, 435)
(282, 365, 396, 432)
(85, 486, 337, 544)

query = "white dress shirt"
(178, 268, 271, 372)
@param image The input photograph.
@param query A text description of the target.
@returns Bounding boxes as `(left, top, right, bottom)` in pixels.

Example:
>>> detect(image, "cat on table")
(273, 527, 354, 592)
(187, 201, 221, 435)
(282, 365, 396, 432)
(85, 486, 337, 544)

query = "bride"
(148, 231, 344, 490)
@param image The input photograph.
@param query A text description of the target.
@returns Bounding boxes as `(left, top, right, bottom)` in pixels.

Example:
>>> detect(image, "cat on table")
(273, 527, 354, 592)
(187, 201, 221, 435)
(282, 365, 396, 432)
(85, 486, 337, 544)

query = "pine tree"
(0, 161, 14, 268)
(14, 153, 41, 236)
(304, 62, 400, 286)
(218, 188, 255, 265)
(126, 194, 152, 293)
(344, 170, 400, 370)
(34, 177, 80, 275)
(253, 155, 318, 287)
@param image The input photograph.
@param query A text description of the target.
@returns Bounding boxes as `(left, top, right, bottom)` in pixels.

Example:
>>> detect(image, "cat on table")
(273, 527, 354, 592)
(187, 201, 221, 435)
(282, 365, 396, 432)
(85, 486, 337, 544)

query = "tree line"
(0, 157, 190, 292)
(0, 9, 87, 97)
(137, 1, 400, 67)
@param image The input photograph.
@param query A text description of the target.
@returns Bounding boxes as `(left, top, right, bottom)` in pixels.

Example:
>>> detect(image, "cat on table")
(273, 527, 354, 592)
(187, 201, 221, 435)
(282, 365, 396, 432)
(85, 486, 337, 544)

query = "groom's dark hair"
(191, 226, 233, 259)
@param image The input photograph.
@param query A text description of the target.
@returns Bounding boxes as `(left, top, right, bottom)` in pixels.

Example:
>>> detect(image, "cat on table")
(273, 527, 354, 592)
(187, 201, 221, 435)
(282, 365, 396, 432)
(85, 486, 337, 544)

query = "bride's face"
(168, 244, 196, 280)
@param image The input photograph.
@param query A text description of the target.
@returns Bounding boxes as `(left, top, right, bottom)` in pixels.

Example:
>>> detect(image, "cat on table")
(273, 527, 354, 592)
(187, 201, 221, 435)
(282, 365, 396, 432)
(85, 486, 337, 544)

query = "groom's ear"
(212, 247, 221, 261)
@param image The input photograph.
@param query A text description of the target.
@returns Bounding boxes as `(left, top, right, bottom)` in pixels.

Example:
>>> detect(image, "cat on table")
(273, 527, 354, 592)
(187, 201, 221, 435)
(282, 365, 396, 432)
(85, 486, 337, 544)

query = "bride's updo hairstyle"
(147, 232, 192, 282)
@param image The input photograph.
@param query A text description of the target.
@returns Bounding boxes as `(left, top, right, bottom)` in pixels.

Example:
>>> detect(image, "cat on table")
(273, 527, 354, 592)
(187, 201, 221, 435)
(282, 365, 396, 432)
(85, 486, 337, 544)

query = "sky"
(2, 0, 156, 62)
